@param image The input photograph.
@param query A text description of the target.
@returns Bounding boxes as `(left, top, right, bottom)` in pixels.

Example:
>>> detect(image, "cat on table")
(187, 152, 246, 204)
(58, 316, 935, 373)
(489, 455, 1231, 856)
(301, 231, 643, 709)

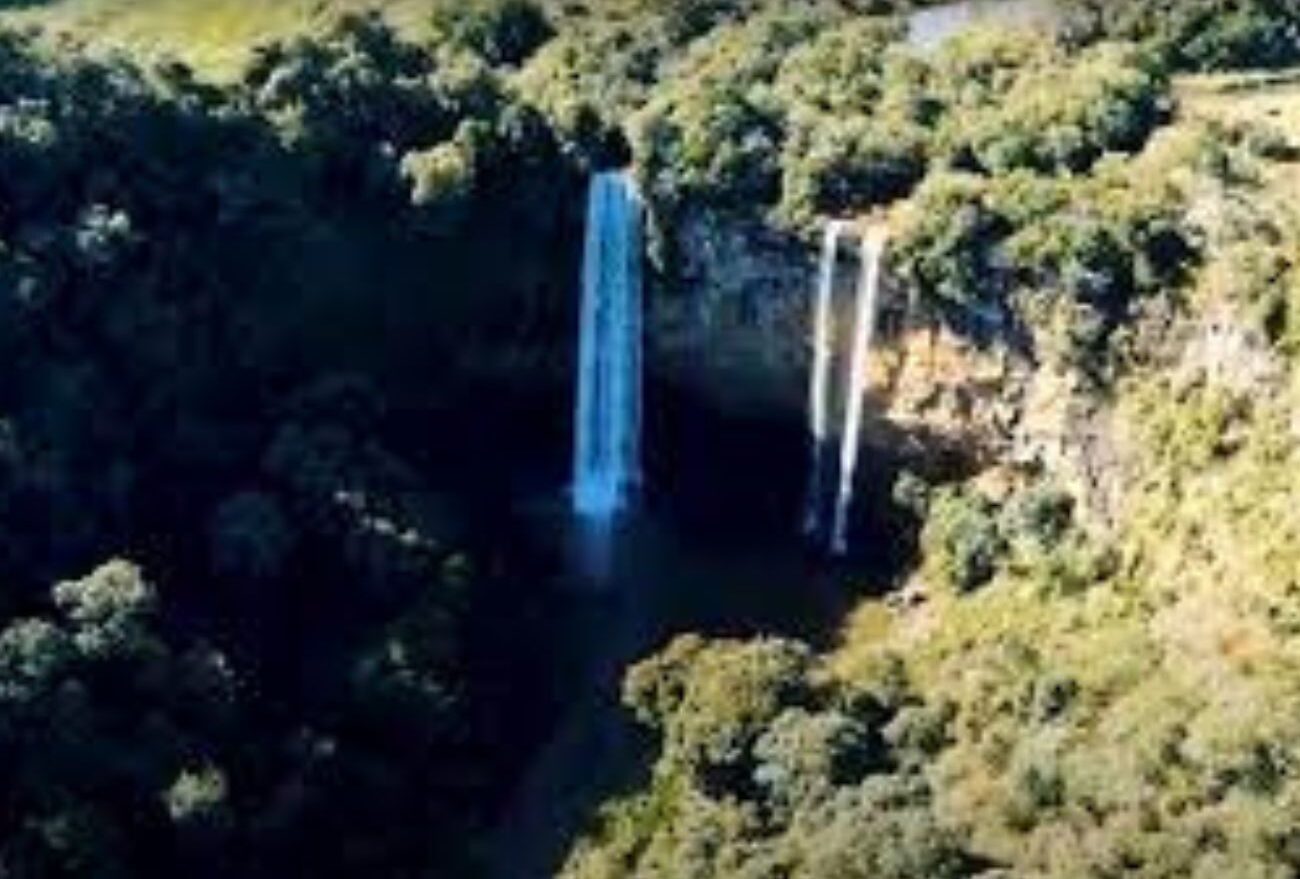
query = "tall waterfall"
(803, 221, 888, 554)
(803, 221, 851, 536)
(831, 227, 888, 555)
(572, 172, 644, 519)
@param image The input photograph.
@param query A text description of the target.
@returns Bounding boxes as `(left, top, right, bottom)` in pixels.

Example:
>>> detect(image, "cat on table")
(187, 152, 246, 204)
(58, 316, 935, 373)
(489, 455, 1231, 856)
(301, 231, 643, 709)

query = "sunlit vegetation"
(0, 0, 1298, 877)
(622, 20, 1171, 229)
(562, 52, 1300, 879)
(1061, 0, 1300, 72)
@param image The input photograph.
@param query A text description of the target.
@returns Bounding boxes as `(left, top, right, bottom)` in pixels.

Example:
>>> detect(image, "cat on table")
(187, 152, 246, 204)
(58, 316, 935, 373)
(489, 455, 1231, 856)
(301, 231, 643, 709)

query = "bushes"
(627, 10, 824, 209)
(624, 635, 816, 794)
(621, 13, 1173, 242)
(780, 112, 930, 223)
(912, 479, 1108, 596)
(0, 561, 236, 877)
(0, 20, 585, 878)
(773, 17, 901, 114)
(923, 488, 1008, 593)
(893, 172, 1011, 316)
(429, 0, 553, 67)
(949, 44, 1168, 175)
(565, 635, 975, 879)
(631, 81, 785, 208)
(1061, 0, 1300, 72)
(893, 146, 1195, 371)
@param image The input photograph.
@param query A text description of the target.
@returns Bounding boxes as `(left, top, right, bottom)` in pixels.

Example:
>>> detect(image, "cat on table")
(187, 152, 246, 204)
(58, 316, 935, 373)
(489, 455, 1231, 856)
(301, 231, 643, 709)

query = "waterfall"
(831, 226, 888, 555)
(803, 220, 851, 536)
(572, 171, 644, 519)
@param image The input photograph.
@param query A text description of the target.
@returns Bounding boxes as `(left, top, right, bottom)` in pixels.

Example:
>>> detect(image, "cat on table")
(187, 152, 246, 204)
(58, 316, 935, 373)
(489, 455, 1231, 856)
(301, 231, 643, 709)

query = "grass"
(1177, 67, 1300, 193)
(0, 0, 442, 80)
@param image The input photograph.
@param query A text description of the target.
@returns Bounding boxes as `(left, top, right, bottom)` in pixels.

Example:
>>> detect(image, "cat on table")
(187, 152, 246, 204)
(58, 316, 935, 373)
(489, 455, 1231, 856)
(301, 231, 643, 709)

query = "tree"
(430, 0, 554, 66)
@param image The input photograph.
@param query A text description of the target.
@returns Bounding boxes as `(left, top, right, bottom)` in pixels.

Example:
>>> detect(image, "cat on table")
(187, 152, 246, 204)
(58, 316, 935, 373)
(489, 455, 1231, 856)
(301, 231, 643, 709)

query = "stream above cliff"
(908, 0, 1059, 51)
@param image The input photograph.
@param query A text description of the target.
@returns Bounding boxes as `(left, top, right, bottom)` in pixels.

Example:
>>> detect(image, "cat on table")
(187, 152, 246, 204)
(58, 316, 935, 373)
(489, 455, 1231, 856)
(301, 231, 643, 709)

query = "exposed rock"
(1175, 303, 1285, 393)
(648, 208, 1135, 530)
(874, 326, 1131, 529)
(648, 209, 814, 416)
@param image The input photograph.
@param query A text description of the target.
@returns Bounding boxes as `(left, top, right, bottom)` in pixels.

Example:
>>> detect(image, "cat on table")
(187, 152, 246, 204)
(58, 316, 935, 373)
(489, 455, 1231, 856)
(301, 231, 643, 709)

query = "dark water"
(487, 496, 852, 879)
(484, 368, 872, 877)
(908, 0, 1059, 51)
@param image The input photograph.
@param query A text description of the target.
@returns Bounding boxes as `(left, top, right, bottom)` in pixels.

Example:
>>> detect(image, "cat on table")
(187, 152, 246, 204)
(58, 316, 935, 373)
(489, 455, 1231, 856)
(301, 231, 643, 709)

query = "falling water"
(831, 226, 888, 555)
(572, 171, 644, 519)
(803, 221, 851, 536)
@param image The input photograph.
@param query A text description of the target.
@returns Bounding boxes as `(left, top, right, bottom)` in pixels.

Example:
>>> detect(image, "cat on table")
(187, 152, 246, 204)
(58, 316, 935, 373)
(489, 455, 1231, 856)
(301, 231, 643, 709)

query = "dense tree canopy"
(1061, 0, 1300, 71)
(0, 0, 1297, 877)
(0, 13, 584, 876)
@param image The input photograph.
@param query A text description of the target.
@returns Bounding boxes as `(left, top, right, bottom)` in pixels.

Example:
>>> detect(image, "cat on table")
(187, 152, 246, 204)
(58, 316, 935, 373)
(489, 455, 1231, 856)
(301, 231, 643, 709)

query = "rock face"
(648, 210, 814, 417)
(648, 207, 1134, 529)
(876, 328, 1130, 528)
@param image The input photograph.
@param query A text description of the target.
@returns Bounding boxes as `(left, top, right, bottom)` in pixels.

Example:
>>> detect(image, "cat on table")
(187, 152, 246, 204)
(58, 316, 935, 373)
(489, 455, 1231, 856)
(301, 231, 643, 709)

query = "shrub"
(1005, 485, 1075, 549)
(923, 488, 1008, 593)
(780, 112, 929, 222)
(624, 636, 816, 794)
(429, 0, 553, 67)
(1061, 0, 1300, 71)
(893, 172, 1010, 315)
(952, 45, 1167, 175)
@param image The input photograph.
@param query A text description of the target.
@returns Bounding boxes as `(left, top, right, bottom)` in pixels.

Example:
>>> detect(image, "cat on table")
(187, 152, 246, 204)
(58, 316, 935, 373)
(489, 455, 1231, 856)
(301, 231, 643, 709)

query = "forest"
(0, 0, 1297, 877)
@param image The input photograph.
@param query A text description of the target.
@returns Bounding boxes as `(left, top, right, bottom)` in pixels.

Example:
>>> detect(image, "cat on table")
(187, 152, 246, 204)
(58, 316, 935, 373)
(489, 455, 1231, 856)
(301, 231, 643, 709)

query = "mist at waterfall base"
(482, 178, 911, 877)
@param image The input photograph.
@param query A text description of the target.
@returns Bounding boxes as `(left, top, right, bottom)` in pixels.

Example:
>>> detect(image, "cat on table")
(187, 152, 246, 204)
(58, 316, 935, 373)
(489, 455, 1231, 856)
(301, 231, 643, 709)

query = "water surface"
(908, 0, 1059, 51)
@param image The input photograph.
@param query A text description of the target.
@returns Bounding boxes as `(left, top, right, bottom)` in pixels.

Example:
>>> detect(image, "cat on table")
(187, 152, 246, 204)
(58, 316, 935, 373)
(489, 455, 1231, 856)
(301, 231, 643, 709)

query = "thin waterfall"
(831, 226, 888, 555)
(803, 220, 851, 536)
(572, 171, 644, 519)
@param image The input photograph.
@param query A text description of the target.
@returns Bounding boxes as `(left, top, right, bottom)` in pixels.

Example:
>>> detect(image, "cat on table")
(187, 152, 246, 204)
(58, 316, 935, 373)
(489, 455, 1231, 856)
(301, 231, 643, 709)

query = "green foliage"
(628, 11, 823, 209)
(429, 0, 553, 67)
(52, 559, 159, 659)
(401, 139, 476, 207)
(565, 635, 975, 879)
(617, 16, 1172, 235)
(0, 557, 480, 878)
(948, 43, 1167, 175)
(892, 172, 1010, 314)
(1005, 485, 1075, 550)
(0, 4, 1295, 879)
(0, 561, 237, 878)
(894, 142, 1195, 372)
(629, 0, 766, 44)
(1137, 384, 1252, 473)
(163, 765, 229, 824)
(923, 487, 1008, 593)
(796, 776, 972, 879)
(781, 112, 930, 223)
(1061, 0, 1300, 71)
(913, 479, 1110, 598)
(753, 708, 880, 808)
(625, 635, 815, 794)
(0, 18, 576, 878)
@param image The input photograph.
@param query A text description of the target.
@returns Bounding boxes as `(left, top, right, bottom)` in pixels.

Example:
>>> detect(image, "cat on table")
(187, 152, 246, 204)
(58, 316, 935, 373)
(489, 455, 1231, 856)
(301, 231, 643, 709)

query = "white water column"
(803, 220, 852, 536)
(802, 220, 889, 554)
(831, 226, 888, 555)
(572, 171, 644, 519)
